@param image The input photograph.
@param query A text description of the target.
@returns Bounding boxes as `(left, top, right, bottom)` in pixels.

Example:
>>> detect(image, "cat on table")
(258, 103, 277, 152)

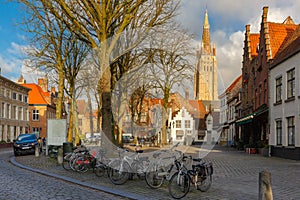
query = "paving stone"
(10, 145, 300, 200)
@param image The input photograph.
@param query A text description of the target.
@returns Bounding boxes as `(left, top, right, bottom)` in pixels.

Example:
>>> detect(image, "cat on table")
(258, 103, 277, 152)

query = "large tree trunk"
(162, 87, 170, 145)
(87, 85, 94, 137)
(73, 98, 80, 146)
(56, 66, 64, 119)
(67, 86, 74, 143)
(99, 55, 113, 143)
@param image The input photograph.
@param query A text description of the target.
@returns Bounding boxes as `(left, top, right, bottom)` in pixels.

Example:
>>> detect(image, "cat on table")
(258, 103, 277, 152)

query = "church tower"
(194, 10, 218, 102)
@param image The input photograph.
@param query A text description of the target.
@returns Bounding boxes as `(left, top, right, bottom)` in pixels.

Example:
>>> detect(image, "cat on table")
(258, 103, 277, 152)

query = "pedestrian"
(38, 137, 43, 153)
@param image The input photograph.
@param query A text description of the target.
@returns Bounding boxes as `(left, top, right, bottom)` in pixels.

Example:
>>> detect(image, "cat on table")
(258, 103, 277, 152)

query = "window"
(275, 120, 282, 145)
(176, 120, 181, 128)
(12, 92, 17, 100)
(18, 94, 22, 101)
(32, 127, 40, 135)
(185, 120, 191, 128)
(1, 88, 5, 96)
(6, 89, 10, 98)
(6, 104, 10, 119)
(24, 108, 28, 121)
(255, 89, 258, 108)
(32, 110, 39, 121)
(275, 77, 282, 103)
(12, 106, 17, 119)
(287, 68, 295, 99)
(1, 103, 5, 118)
(264, 80, 267, 104)
(18, 107, 23, 120)
(287, 117, 295, 146)
(259, 85, 262, 105)
(24, 95, 28, 103)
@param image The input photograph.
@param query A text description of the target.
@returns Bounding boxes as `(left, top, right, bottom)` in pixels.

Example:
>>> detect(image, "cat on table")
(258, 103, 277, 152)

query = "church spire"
(201, 9, 211, 54)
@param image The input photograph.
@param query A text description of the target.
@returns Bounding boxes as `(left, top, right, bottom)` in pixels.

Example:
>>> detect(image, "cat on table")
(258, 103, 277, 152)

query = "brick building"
(238, 7, 298, 148)
(18, 76, 56, 138)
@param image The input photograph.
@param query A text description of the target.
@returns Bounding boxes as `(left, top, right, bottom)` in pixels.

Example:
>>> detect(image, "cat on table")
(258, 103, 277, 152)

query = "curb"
(10, 157, 154, 200)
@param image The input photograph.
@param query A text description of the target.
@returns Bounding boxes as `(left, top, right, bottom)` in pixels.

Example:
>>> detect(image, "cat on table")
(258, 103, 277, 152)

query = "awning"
(236, 106, 268, 125)
(236, 114, 254, 125)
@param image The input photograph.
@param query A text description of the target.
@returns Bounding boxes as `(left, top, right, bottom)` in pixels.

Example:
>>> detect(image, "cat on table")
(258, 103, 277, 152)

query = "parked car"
(13, 133, 38, 156)
(122, 134, 134, 143)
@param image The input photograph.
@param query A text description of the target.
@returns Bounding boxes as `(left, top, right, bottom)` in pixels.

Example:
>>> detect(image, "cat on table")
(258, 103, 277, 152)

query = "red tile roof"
(21, 83, 50, 105)
(268, 22, 298, 59)
(271, 25, 300, 67)
(226, 75, 242, 93)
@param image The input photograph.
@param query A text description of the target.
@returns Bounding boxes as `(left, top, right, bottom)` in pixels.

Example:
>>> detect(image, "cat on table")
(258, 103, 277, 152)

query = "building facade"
(169, 107, 195, 145)
(239, 7, 297, 148)
(219, 75, 242, 146)
(194, 10, 218, 102)
(18, 76, 56, 138)
(0, 74, 30, 142)
(269, 26, 300, 160)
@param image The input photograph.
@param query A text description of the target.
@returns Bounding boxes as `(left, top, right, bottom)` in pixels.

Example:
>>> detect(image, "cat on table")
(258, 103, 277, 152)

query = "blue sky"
(1, 0, 300, 89)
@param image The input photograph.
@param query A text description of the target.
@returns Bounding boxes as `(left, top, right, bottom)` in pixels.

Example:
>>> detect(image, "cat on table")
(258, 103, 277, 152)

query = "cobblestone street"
(13, 145, 300, 200)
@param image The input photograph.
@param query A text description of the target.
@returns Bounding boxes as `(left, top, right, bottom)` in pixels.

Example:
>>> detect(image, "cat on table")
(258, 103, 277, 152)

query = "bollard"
(35, 146, 39, 157)
(57, 148, 63, 164)
(259, 171, 273, 200)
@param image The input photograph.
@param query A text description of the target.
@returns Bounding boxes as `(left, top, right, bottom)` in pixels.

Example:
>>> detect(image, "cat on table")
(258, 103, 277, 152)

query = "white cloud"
(178, 0, 300, 89)
(0, 42, 39, 83)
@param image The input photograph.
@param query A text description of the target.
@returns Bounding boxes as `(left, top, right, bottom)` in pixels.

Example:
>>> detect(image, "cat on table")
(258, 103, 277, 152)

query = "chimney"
(38, 77, 48, 92)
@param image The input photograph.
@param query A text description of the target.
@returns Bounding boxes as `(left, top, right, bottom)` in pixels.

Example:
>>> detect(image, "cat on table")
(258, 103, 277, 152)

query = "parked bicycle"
(62, 146, 89, 171)
(108, 147, 147, 185)
(65, 148, 97, 173)
(145, 143, 182, 189)
(94, 148, 112, 177)
(168, 155, 213, 199)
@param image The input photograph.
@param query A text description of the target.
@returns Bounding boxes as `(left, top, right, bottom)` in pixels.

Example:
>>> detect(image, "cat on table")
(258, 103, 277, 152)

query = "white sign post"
(46, 119, 67, 155)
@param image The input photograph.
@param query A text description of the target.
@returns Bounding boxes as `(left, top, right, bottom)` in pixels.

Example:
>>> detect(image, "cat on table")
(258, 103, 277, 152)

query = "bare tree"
(39, 0, 180, 142)
(63, 36, 90, 145)
(147, 24, 195, 144)
(19, 0, 67, 119)
(18, 0, 91, 144)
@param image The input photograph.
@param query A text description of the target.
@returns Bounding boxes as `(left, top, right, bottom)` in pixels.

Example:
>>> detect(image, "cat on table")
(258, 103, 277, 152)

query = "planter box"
(246, 148, 256, 154)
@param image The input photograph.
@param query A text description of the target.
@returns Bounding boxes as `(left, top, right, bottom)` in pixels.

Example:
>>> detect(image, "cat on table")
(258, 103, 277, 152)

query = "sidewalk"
(12, 145, 300, 200)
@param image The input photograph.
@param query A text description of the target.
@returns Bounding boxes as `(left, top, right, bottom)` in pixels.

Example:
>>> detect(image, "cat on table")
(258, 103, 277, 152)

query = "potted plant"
(245, 143, 256, 154)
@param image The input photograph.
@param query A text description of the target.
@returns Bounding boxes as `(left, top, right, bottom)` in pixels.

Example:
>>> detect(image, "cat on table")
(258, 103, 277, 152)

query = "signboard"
(47, 119, 67, 146)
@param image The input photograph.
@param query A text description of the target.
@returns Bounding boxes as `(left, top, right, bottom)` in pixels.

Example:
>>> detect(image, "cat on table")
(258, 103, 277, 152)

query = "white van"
(122, 133, 134, 143)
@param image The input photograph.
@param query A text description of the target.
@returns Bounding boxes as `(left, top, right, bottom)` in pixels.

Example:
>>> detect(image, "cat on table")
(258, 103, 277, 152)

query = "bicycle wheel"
(168, 172, 190, 199)
(95, 163, 107, 177)
(108, 160, 130, 185)
(73, 157, 89, 173)
(145, 168, 165, 189)
(69, 155, 78, 171)
(62, 153, 72, 170)
(197, 174, 212, 192)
